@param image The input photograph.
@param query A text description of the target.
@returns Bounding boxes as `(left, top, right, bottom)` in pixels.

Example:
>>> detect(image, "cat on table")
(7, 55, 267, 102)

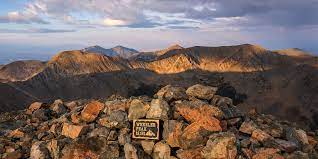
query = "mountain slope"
(131, 44, 183, 61)
(0, 60, 46, 82)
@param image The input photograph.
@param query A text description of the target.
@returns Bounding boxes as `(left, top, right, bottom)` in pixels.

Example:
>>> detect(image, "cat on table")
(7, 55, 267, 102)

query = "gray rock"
(154, 85, 187, 101)
(30, 141, 50, 159)
(146, 99, 170, 120)
(152, 141, 171, 159)
(128, 99, 150, 120)
(186, 84, 217, 100)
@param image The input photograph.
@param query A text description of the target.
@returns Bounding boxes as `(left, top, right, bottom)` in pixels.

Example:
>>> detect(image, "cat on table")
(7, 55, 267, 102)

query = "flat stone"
(186, 84, 217, 100)
(201, 132, 237, 159)
(61, 123, 89, 139)
(251, 129, 273, 142)
(252, 148, 283, 159)
(146, 99, 170, 120)
(128, 99, 150, 120)
(81, 100, 104, 122)
(176, 147, 204, 159)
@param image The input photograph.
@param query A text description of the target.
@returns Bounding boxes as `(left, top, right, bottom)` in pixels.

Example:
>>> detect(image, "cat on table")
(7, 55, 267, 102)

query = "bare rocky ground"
(1, 84, 317, 159)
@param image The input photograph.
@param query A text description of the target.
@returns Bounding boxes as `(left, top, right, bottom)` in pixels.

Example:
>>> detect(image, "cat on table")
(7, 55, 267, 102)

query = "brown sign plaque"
(132, 119, 160, 140)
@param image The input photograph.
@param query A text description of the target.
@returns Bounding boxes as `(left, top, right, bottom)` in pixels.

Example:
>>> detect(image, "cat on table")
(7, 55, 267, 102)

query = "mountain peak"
(167, 44, 183, 50)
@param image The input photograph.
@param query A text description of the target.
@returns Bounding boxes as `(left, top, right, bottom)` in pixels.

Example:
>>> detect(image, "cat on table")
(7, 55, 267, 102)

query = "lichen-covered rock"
(128, 99, 150, 120)
(163, 120, 185, 148)
(80, 100, 104, 122)
(202, 132, 237, 159)
(186, 84, 217, 100)
(99, 110, 128, 128)
(146, 99, 170, 120)
(154, 85, 187, 101)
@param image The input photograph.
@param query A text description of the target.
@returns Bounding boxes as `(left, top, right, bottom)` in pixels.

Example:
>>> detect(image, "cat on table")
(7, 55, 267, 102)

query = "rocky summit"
(1, 84, 318, 159)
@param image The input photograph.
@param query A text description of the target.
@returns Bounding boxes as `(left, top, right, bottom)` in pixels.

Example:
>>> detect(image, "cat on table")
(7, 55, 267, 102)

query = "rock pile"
(1, 84, 318, 159)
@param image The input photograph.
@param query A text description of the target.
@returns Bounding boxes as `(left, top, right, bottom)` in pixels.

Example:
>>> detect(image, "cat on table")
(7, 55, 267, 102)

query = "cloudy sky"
(0, 0, 317, 62)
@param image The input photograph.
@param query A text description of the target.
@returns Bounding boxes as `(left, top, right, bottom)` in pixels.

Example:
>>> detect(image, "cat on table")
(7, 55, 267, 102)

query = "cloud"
(0, 28, 75, 33)
(0, 11, 48, 24)
(1, 0, 318, 30)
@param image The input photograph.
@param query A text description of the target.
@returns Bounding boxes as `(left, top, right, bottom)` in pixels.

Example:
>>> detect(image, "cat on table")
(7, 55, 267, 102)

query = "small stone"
(70, 112, 81, 124)
(61, 123, 89, 139)
(124, 143, 138, 159)
(118, 128, 131, 146)
(65, 101, 77, 111)
(264, 139, 297, 153)
(286, 151, 309, 159)
(146, 99, 170, 120)
(30, 141, 50, 159)
(8, 129, 24, 138)
(99, 110, 128, 128)
(251, 129, 273, 142)
(47, 139, 60, 159)
(176, 147, 204, 159)
(202, 132, 237, 159)
(88, 127, 110, 138)
(240, 138, 251, 148)
(154, 85, 187, 101)
(239, 120, 258, 135)
(186, 84, 217, 100)
(32, 109, 50, 121)
(152, 141, 171, 159)
(128, 99, 150, 120)
(227, 117, 242, 127)
(107, 130, 118, 141)
(26, 102, 43, 115)
(211, 95, 233, 107)
(50, 99, 67, 116)
(241, 148, 254, 159)
(141, 140, 155, 155)
(81, 100, 104, 122)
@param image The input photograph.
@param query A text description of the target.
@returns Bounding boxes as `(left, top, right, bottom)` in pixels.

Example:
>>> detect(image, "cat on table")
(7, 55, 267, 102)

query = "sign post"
(132, 119, 160, 140)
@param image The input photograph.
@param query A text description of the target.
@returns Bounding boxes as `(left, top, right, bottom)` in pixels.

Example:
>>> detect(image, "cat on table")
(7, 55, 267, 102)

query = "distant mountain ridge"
(82, 45, 139, 59)
(1, 44, 318, 129)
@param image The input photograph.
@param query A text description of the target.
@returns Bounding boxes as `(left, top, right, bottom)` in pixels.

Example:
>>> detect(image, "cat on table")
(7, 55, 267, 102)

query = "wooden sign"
(132, 119, 160, 140)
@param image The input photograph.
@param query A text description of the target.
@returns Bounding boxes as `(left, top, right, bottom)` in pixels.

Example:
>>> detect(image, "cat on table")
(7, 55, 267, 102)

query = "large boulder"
(201, 132, 237, 159)
(186, 84, 217, 100)
(81, 101, 104, 122)
(146, 99, 170, 120)
(154, 85, 187, 101)
(128, 99, 150, 120)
